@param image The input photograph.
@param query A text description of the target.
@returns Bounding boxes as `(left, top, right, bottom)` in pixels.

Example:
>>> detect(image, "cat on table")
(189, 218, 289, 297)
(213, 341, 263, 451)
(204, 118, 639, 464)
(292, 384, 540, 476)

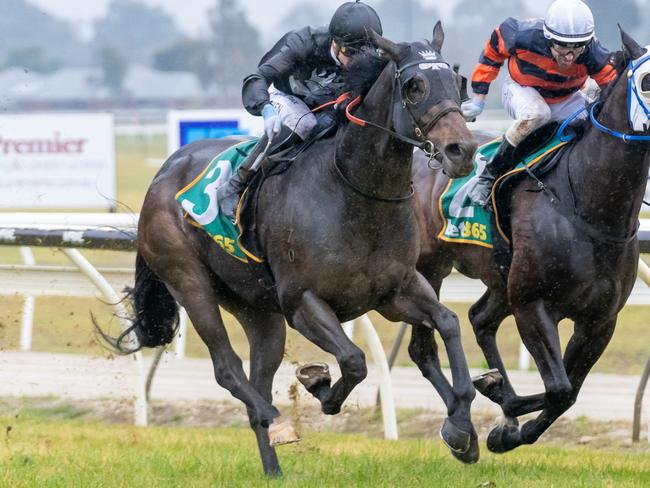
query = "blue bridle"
(589, 52, 650, 143)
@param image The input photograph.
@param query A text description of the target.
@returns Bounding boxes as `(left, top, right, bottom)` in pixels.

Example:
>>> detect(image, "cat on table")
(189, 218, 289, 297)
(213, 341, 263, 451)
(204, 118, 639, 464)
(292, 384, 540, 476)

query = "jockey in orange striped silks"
(463, 0, 616, 207)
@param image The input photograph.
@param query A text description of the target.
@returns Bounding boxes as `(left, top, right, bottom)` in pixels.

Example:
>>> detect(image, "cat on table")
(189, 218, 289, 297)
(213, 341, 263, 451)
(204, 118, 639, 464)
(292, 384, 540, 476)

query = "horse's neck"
(569, 111, 650, 234)
(336, 96, 413, 201)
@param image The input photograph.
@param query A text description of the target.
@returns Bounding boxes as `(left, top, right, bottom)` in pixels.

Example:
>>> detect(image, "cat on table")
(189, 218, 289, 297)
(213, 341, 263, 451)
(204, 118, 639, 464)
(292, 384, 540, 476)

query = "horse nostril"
(444, 143, 463, 160)
(444, 142, 478, 162)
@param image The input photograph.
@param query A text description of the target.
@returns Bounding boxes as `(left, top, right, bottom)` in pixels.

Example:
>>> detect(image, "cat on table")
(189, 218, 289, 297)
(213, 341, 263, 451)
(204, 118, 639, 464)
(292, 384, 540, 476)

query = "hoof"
(269, 420, 301, 447)
(472, 368, 504, 404)
(296, 362, 331, 393)
(486, 418, 520, 453)
(439, 418, 471, 454)
(451, 426, 479, 464)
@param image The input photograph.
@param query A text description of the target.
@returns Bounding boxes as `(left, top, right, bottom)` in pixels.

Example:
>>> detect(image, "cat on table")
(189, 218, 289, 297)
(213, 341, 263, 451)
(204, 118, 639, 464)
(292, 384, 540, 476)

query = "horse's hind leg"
(144, 238, 281, 427)
(378, 272, 476, 462)
(288, 290, 367, 415)
(488, 316, 616, 453)
(236, 309, 287, 477)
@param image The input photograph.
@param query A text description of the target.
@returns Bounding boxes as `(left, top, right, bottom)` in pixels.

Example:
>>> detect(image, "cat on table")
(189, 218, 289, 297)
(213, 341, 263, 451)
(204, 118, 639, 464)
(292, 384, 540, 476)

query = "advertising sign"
(0, 113, 115, 209)
(167, 109, 264, 154)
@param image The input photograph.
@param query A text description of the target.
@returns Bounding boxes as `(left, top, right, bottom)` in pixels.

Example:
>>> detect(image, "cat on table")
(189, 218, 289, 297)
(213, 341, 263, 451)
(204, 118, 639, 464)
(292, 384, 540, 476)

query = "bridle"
(344, 58, 464, 159)
(332, 51, 465, 203)
(589, 52, 650, 143)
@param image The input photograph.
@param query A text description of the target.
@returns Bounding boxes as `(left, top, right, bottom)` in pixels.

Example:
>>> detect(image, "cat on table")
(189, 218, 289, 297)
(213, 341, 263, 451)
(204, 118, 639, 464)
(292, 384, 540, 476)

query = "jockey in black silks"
(218, 0, 383, 222)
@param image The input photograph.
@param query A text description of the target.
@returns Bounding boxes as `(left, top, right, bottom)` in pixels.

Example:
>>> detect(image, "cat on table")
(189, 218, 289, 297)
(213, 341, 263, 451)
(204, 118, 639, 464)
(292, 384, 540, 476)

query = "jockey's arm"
(242, 30, 312, 116)
(463, 19, 516, 120)
(470, 19, 516, 99)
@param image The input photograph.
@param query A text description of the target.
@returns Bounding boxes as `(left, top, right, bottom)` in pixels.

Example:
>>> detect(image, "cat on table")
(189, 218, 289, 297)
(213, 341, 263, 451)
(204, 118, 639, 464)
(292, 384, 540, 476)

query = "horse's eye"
(403, 75, 428, 104)
(641, 73, 650, 95)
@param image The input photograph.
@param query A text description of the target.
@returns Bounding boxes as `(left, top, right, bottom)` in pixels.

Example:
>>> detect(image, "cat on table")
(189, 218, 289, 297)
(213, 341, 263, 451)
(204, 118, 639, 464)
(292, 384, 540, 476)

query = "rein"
(332, 154, 415, 202)
(589, 102, 650, 143)
(344, 96, 460, 157)
(343, 59, 463, 158)
(330, 57, 462, 203)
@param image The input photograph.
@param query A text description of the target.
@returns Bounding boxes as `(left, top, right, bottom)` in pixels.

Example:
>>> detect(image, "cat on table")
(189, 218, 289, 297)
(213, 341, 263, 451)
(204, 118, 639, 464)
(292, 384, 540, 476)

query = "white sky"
(25, 0, 462, 41)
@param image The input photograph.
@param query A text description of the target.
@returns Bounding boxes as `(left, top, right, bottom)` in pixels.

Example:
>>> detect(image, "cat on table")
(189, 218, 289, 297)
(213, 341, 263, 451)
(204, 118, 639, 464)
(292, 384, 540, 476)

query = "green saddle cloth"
(175, 139, 258, 262)
(438, 135, 567, 248)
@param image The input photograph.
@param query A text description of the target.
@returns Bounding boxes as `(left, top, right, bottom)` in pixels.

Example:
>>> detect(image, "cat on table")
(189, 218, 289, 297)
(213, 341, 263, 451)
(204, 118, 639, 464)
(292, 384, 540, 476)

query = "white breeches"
(501, 76, 592, 146)
(268, 86, 318, 140)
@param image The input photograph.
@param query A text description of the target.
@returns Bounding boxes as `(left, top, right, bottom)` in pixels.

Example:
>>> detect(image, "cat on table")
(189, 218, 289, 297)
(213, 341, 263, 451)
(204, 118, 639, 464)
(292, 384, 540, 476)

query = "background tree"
(276, 1, 329, 34)
(92, 0, 185, 66)
(0, 0, 85, 70)
(443, 0, 529, 106)
(374, 0, 441, 43)
(153, 40, 214, 90)
(209, 0, 263, 102)
(3, 46, 61, 73)
(98, 45, 128, 96)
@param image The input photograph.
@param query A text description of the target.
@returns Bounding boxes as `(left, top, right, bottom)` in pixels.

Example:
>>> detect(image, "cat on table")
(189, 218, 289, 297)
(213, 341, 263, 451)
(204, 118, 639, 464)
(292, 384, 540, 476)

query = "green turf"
(0, 414, 649, 487)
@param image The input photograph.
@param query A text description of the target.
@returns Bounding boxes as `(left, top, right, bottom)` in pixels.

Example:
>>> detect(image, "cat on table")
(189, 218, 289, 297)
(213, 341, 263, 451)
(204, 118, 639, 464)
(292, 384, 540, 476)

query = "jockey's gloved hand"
(261, 103, 282, 140)
(461, 97, 485, 121)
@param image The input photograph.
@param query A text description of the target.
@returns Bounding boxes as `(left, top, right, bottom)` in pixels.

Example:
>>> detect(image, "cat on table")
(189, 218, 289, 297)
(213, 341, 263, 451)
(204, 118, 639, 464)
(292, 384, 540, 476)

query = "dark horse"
(412, 29, 650, 453)
(103, 25, 479, 475)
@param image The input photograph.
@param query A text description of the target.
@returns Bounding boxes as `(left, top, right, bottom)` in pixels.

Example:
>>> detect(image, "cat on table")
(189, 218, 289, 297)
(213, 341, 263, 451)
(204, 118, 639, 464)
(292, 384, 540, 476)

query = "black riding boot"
(217, 134, 268, 222)
(469, 139, 517, 208)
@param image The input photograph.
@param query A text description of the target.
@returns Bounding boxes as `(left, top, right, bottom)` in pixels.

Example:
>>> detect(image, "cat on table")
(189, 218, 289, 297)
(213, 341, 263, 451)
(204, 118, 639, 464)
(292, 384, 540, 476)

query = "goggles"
(339, 44, 361, 56)
(550, 42, 587, 57)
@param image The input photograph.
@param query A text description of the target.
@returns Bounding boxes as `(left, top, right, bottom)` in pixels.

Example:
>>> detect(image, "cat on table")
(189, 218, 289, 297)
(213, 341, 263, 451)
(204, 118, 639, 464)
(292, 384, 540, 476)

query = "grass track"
(1, 415, 650, 487)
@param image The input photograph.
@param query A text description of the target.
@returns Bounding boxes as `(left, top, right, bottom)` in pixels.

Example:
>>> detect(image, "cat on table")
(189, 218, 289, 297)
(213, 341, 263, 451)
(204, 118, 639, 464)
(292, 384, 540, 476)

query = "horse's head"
(370, 22, 477, 178)
(596, 27, 650, 139)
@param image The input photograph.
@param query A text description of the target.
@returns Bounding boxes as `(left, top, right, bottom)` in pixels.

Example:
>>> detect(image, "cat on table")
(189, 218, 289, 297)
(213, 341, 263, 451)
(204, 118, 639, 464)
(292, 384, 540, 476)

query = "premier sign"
(0, 113, 115, 209)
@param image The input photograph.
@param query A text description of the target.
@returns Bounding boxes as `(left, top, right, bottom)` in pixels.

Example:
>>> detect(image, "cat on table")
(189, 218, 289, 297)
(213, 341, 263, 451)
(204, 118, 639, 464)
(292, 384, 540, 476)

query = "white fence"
(2, 213, 650, 441)
(0, 213, 397, 438)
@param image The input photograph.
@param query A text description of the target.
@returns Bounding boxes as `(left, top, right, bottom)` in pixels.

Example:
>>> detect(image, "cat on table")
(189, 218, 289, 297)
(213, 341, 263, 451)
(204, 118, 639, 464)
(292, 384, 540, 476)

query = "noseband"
(334, 55, 464, 203)
(589, 53, 650, 143)
(344, 58, 463, 158)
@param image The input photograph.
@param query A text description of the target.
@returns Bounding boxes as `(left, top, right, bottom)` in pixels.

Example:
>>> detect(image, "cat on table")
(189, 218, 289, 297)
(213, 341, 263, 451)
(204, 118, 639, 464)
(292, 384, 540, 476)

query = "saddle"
(437, 120, 580, 275)
(490, 122, 576, 274)
(237, 121, 339, 292)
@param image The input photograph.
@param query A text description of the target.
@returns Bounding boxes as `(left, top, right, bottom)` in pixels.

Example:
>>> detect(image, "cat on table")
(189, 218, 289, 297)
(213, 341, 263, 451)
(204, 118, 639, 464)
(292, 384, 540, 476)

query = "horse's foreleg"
(467, 290, 547, 417)
(289, 290, 367, 415)
(237, 310, 287, 477)
(378, 272, 477, 463)
(490, 317, 617, 453)
(486, 299, 571, 453)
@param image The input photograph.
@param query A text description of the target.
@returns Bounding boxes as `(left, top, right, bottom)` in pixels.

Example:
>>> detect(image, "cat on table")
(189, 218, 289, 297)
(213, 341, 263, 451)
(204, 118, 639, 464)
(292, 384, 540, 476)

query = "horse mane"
(599, 50, 630, 102)
(342, 49, 390, 98)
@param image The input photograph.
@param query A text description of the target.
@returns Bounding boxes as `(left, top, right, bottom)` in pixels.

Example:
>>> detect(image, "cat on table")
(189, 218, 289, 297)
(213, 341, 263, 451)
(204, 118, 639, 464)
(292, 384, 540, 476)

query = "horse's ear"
(431, 21, 444, 53)
(368, 28, 402, 62)
(619, 24, 647, 59)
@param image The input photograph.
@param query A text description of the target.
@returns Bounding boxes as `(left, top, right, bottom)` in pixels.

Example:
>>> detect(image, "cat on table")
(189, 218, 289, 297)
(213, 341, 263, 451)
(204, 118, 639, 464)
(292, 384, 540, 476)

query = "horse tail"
(94, 253, 179, 355)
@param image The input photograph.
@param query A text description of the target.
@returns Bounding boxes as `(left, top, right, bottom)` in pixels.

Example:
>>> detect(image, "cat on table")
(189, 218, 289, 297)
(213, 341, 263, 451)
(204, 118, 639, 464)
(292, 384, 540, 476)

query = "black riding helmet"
(329, 1, 383, 48)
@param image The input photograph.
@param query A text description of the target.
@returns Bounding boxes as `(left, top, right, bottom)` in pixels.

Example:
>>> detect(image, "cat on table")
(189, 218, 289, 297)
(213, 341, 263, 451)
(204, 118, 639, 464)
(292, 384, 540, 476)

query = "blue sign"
(179, 120, 248, 147)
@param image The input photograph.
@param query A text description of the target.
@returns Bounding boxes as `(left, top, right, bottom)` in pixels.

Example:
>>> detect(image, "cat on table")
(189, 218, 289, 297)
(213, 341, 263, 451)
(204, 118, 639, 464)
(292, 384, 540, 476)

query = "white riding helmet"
(543, 0, 595, 46)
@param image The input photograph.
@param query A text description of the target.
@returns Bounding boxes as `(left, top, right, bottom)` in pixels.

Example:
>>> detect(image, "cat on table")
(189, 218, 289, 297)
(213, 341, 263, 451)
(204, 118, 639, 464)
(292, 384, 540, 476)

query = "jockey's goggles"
(550, 41, 589, 57)
(339, 44, 361, 56)
(334, 37, 373, 56)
